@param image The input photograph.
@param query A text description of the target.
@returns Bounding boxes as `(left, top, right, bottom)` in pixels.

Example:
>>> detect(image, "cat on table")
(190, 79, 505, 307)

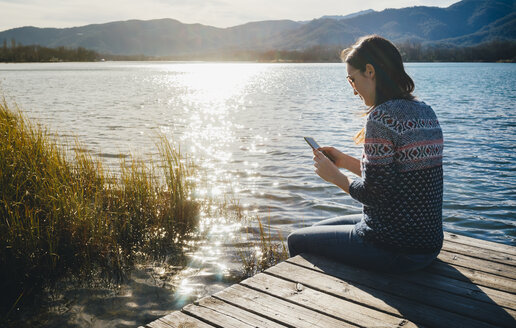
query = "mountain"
(223, 20, 302, 50)
(319, 9, 376, 21)
(337, 0, 515, 42)
(438, 11, 516, 45)
(0, 0, 514, 56)
(0, 19, 303, 56)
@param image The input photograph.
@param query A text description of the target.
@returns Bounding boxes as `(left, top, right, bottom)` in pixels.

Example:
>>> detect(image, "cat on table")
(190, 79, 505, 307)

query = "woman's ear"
(365, 63, 375, 79)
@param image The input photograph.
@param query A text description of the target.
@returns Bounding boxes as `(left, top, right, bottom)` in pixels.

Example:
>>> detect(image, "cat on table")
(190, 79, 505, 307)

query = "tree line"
(397, 40, 516, 63)
(179, 41, 516, 63)
(1, 38, 515, 63)
(1, 39, 99, 62)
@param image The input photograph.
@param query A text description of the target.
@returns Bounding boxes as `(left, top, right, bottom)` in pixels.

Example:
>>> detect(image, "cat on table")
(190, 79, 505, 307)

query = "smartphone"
(304, 137, 335, 163)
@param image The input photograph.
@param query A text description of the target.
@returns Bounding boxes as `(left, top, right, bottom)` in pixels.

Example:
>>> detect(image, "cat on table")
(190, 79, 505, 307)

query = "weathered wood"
(442, 239, 515, 266)
(444, 232, 516, 256)
(283, 257, 514, 328)
(187, 297, 286, 328)
(144, 232, 516, 328)
(438, 249, 516, 279)
(147, 310, 213, 328)
(213, 283, 355, 328)
(395, 268, 516, 310)
(146, 322, 169, 328)
(428, 258, 516, 293)
(241, 272, 420, 328)
(182, 302, 261, 328)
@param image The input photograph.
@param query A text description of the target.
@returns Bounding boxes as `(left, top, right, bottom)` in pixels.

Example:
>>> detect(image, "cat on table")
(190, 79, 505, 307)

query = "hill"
(0, 0, 514, 56)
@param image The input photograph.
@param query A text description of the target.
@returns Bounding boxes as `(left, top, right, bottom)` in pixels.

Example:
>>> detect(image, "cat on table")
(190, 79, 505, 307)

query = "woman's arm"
(348, 108, 399, 207)
(319, 146, 361, 176)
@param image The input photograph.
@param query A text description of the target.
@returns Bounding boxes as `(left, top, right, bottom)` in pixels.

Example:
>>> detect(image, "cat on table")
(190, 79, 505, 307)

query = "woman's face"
(346, 63, 376, 107)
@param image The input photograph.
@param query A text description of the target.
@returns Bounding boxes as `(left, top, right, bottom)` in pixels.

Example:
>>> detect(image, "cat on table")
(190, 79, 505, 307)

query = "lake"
(1, 61, 515, 327)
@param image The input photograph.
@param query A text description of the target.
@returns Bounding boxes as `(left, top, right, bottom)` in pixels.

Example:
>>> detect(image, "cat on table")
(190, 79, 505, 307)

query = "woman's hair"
(341, 35, 415, 143)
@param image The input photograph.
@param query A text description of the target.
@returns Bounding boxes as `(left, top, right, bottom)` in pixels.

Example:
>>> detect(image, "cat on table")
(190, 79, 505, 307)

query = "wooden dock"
(142, 231, 516, 328)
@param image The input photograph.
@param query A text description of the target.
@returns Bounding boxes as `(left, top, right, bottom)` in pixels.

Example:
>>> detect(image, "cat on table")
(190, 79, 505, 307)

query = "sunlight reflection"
(173, 215, 244, 305)
(178, 279, 194, 295)
(179, 64, 263, 108)
(161, 64, 270, 233)
(157, 63, 272, 307)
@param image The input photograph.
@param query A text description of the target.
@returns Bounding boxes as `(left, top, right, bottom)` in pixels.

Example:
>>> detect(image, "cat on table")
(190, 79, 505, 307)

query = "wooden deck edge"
(142, 231, 516, 328)
(444, 231, 516, 256)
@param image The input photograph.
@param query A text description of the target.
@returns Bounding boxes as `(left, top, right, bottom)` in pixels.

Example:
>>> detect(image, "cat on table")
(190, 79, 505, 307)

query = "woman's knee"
(287, 231, 299, 257)
(287, 229, 309, 257)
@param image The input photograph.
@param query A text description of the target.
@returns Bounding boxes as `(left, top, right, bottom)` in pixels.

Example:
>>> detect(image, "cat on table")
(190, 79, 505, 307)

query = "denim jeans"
(287, 214, 440, 273)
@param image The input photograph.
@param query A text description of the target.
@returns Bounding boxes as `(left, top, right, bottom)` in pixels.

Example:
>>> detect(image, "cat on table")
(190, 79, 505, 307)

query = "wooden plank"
(282, 256, 512, 328)
(444, 232, 516, 256)
(240, 272, 420, 328)
(287, 255, 516, 326)
(443, 239, 515, 266)
(183, 303, 262, 328)
(146, 318, 174, 328)
(395, 268, 516, 310)
(427, 259, 516, 293)
(188, 296, 287, 328)
(212, 283, 356, 328)
(145, 232, 516, 328)
(438, 249, 516, 279)
(147, 310, 214, 328)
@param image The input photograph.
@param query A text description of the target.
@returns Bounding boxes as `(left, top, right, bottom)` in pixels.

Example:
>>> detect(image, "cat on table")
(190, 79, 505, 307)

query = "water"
(1, 62, 515, 327)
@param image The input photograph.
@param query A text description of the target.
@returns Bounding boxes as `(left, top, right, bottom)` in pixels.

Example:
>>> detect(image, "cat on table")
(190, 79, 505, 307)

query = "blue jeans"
(287, 214, 440, 273)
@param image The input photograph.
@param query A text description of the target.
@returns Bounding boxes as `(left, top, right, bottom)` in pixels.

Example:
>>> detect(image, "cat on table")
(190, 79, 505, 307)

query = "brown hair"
(341, 35, 415, 143)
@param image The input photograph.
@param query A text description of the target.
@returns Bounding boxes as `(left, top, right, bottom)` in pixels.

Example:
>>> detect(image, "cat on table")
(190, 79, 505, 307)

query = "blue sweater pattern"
(349, 99, 444, 254)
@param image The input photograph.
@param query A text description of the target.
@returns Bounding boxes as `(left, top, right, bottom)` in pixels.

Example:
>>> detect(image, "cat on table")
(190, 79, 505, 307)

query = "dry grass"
(238, 216, 289, 278)
(0, 100, 200, 317)
(0, 98, 292, 323)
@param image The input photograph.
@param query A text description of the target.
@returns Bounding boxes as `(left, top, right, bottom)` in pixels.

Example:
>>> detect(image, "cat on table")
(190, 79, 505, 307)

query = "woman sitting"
(288, 35, 444, 273)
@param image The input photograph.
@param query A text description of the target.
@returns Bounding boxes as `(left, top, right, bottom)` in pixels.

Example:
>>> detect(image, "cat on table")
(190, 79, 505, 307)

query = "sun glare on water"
(158, 63, 270, 300)
(180, 63, 261, 104)
(162, 63, 268, 195)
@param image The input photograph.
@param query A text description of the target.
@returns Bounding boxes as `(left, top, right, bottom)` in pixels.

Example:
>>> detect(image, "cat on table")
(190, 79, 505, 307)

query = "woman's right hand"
(319, 146, 361, 176)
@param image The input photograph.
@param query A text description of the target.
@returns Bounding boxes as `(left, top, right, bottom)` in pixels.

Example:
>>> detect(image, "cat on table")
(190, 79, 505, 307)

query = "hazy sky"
(1, 0, 459, 32)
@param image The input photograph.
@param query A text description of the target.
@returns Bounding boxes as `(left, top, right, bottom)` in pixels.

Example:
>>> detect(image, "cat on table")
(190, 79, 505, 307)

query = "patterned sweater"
(349, 99, 443, 254)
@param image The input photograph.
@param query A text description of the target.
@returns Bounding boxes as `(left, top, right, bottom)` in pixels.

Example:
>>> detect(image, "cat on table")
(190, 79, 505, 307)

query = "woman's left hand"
(313, 149, 343, 185)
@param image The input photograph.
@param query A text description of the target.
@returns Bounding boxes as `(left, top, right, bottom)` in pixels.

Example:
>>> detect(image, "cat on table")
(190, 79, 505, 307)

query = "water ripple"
(2, 62, 516, 327)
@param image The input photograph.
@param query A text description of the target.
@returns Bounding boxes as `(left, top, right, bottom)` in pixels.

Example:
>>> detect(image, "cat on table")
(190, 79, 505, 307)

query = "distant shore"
(1, 40, 515, 63)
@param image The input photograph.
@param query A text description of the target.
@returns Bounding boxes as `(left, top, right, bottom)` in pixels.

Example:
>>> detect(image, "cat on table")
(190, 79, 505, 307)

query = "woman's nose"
(353, 89, 358, 96)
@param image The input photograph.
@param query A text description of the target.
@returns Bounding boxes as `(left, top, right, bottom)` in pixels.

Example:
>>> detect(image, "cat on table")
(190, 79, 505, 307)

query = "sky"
(0, 0, 459, 32)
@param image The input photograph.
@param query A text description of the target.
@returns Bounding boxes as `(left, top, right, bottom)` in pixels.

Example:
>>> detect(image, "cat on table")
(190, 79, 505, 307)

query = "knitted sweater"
(349, 99, 443, 254)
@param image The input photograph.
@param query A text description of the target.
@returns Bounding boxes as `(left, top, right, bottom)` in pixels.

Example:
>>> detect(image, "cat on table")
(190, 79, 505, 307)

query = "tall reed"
(238, 216, 289, 278)
(0, 100, 200, 317)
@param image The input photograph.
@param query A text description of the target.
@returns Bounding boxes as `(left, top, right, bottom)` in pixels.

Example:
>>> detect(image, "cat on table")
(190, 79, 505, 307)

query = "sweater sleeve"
(348, 109, 399, 207)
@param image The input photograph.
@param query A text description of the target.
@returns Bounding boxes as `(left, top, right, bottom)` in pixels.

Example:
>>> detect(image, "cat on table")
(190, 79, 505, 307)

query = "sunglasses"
(346, 72, 358, 87)
(346, 73, 359, 95)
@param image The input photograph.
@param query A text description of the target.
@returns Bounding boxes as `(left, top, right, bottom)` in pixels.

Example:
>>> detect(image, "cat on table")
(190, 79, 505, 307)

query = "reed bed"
(238, 217, 289, 278)
(0, 100, 200, 317)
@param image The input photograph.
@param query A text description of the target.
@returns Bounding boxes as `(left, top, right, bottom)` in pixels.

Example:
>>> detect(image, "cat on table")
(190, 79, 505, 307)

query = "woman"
(288, 35, 444, 272)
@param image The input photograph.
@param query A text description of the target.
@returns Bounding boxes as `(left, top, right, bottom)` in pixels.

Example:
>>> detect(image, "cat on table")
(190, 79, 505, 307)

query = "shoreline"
(1, 59, 515, 64)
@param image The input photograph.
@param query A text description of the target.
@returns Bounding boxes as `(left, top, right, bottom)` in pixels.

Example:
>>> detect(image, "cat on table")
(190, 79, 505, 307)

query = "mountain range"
(1, 0, 514, 56)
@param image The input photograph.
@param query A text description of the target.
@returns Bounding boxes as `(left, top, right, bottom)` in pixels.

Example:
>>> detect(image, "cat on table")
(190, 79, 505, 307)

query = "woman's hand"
(319, 146, 362, 177)
(318, 146, 345, 167)
(313, 149, 351, 193)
